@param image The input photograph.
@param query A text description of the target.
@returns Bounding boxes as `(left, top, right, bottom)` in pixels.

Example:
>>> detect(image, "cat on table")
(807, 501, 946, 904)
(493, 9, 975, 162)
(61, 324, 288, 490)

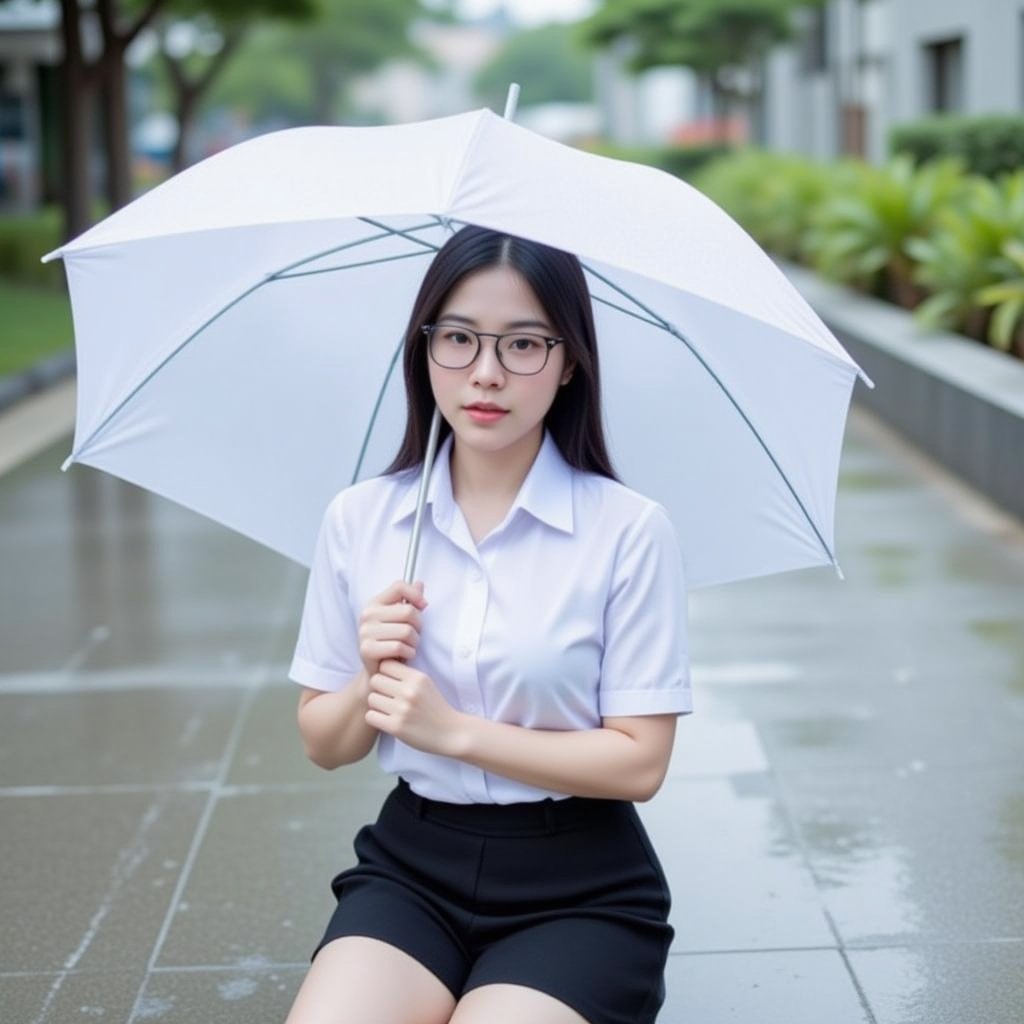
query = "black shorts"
(312, 776, 674, 1024)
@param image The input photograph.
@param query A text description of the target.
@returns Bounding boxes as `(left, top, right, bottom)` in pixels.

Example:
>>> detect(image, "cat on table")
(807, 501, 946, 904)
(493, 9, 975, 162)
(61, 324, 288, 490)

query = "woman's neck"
(450, 427, 543, 506)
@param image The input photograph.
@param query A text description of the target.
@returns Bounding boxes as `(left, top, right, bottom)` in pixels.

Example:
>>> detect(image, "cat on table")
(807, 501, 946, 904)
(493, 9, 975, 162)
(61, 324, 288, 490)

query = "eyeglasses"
(422, 323, 564, 376)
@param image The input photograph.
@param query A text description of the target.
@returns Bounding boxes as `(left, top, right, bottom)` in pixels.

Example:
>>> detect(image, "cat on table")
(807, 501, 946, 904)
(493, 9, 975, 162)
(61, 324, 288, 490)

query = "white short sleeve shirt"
(289, 428, 692, 804)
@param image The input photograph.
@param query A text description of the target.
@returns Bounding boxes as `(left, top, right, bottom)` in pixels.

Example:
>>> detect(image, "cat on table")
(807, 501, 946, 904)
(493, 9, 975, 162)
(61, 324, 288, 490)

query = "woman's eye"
(444, 331, 471, 344)
(511, 336, 541, 351)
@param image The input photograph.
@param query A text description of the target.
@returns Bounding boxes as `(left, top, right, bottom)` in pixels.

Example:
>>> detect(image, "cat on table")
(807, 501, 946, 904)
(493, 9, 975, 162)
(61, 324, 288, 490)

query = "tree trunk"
(312, 53, 336, 125)
(95, 0, 167, 211)
(172, 89, 197, 173)
(101, 40, 132, 210)
(164, 24, 246, 174)
(57, 0, 93, 241)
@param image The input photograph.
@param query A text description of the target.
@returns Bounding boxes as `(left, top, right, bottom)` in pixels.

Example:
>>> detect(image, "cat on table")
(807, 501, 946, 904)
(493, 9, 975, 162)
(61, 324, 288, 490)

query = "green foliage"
(802, 153, 969, 304)
(906, 172, 1024, 343)
(577, 0, 809, 77)
(163, 0, 436, 125)
(580, 139, 730, 180)
(0, 278, 73, 376)
(891, 113, 1024, 180)
(693, 144, 1024, 355)
(203, 23, 314, 120)
(0, 208, 67, 290)
(474, 23, 592, 110)
(691, 146, 832, 260)
(976, 237, 1024, 351)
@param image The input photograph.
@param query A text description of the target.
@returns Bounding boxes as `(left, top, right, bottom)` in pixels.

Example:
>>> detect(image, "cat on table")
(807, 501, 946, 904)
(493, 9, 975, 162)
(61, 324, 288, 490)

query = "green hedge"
(0, 208, 65, 290)
(580, 140, 731, 181)
(890, 113, 1024, 179)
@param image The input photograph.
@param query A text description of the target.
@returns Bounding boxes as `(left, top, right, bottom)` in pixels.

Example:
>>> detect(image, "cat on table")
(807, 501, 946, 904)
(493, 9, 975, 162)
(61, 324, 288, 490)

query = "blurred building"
(760, 0, 1024, 162)
(347, 7, 600, 143)
(597, 0, 1024, 161)
(348, 10, 511, 122)
(0, 0, 66, 210)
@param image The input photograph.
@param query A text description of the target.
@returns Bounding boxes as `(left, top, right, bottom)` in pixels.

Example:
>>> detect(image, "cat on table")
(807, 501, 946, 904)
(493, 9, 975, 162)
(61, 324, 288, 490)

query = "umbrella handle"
(403, 404, 443, 585)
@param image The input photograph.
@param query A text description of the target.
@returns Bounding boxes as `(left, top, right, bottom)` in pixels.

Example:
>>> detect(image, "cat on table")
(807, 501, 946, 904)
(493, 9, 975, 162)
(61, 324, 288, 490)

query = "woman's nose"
(470, 337, 506, 384)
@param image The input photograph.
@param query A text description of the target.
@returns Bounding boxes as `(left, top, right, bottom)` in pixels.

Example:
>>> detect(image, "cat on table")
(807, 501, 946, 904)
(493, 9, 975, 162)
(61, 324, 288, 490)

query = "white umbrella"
(43, 89, 873, 591)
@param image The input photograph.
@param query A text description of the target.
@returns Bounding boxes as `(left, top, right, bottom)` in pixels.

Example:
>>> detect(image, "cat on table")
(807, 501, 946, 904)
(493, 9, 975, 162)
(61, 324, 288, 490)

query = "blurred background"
(4, 0, 1024, 373)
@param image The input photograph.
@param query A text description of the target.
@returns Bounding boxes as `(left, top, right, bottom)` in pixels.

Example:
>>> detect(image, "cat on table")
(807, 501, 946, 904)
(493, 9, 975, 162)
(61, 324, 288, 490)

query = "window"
(923, 36, 964, 113)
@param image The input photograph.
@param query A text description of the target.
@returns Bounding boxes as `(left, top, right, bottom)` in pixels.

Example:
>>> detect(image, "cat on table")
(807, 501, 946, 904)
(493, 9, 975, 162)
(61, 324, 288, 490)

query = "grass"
(0, 278, 73, 376)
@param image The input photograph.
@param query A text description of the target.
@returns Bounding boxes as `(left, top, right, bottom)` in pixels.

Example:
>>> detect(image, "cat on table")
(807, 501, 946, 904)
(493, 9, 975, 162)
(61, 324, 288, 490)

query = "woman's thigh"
(284, 935, 457, 1024)
(449, 983, 590, 1024)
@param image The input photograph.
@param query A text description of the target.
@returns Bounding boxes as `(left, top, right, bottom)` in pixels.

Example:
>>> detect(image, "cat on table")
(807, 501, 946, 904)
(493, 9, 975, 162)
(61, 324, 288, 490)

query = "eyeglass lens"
(428, 325, 550, 374)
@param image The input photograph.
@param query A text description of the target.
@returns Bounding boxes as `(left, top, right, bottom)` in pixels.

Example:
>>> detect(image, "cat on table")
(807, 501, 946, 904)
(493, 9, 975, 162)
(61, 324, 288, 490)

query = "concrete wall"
(758, 0, 1024, 165)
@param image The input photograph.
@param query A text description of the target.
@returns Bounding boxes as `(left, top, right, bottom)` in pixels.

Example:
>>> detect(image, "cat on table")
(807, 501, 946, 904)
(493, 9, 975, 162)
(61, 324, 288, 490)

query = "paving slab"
(0, 792, 207, 975)
(664, 949, 872, 1023)
(848, 943, 1024, 1024)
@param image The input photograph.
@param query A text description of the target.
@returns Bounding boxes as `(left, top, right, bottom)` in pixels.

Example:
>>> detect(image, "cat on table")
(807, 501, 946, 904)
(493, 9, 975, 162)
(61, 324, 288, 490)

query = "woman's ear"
(561, 359, 577, 386)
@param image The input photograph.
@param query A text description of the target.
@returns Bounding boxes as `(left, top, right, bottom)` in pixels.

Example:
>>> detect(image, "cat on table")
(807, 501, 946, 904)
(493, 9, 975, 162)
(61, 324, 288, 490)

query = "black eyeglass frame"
(421, 323, 565, 376)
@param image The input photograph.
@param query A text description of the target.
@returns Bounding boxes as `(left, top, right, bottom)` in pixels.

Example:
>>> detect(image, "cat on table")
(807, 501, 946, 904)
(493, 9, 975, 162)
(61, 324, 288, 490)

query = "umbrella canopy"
(44, 107, 873, 591)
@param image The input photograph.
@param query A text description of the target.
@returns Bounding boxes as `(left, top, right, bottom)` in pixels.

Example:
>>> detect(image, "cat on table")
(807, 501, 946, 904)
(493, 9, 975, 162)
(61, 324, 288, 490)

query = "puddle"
(861, 543, 916, 588)
(839, 469, 912, 491)
(967, 618, 1024, 694)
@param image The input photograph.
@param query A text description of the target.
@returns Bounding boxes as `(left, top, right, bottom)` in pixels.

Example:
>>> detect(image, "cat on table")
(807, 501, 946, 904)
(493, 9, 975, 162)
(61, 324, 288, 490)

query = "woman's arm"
(448, 712, 678, 802)
(297, 672, 379, 769)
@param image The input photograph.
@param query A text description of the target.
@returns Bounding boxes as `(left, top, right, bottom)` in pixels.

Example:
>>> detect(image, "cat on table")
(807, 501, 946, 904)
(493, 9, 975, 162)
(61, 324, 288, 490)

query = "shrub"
(0, 208, 65, 290)
(802, 154, 969, 307)
(891, 113, 1024, 179)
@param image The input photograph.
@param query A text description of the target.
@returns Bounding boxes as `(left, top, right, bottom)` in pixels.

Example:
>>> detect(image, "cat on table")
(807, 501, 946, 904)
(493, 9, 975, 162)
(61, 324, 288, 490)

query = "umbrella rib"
(347, 215, 451, 486)
(582, 263, 842, 575)
(273, 248, 434, 281)
(350, 334, 407, 487)
(590, 295, 665, 331)
(60, 220, 445, 471)
(268, 220, 441, 278)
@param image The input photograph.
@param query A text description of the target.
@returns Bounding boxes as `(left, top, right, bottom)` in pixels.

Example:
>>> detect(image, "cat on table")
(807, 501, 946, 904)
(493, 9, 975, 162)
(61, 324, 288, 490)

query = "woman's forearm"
(448, 715, 657, 802)
(297, 669, 379, 769)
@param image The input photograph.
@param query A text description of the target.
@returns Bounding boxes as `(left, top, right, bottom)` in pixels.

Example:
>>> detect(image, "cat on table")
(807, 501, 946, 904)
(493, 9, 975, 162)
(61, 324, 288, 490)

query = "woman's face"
(427, 264, 574, 459)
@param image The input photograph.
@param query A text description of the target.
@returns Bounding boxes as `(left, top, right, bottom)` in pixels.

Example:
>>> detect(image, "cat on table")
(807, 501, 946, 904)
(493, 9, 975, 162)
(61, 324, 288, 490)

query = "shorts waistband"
(393, 776, 627, 834)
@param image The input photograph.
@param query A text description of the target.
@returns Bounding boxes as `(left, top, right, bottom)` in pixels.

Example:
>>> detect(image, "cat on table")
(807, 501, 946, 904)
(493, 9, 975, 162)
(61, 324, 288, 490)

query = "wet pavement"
(2, 394, 1023, 1023)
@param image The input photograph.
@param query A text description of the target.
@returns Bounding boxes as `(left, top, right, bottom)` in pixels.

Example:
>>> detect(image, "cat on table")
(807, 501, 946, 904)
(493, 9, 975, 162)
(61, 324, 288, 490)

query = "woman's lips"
(465, 406, 508, 423)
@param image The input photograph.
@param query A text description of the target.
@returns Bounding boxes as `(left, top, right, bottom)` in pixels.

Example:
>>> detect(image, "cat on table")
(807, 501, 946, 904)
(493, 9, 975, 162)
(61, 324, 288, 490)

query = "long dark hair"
(383, 224, 619, 481)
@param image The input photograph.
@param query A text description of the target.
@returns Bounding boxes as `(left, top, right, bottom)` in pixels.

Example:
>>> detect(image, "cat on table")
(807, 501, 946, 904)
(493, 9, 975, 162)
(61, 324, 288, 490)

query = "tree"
(50, 0, 167, 239)
(473, 23, 593, 112)
(577, 0, 820, 143)
(283, 0, 441, 125)
(155, 0, 315, 172)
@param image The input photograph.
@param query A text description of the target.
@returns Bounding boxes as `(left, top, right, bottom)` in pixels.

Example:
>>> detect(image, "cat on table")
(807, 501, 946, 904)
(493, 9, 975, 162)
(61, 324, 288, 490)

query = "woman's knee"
(449, 983, 590, 1024)
(284, 936, 457, 1024)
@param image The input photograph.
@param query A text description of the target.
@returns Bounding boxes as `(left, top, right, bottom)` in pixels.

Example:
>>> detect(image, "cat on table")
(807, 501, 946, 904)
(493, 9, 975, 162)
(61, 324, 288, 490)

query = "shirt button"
(458, 646, 471, 658)
(470, 569, 482, 582)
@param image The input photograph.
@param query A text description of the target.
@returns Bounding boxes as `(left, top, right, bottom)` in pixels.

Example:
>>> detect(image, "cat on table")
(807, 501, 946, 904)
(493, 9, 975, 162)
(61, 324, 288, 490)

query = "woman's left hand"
(365, 659, 468, 758)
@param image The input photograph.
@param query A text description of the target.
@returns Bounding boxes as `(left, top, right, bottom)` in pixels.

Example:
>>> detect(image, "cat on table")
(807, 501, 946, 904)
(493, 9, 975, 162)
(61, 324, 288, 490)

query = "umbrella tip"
(833, 561, 845, 581)
(60, 453, 74, 472)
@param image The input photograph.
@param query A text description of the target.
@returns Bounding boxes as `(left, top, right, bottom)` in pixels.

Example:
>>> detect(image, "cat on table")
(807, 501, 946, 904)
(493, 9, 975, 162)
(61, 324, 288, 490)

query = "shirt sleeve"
(599, 502, 693, 718)
(288, 493, 363, 692)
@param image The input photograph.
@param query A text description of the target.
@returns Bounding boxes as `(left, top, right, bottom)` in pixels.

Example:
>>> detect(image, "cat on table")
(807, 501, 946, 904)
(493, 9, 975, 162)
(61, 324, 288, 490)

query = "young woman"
(285, 225, 692, 1024)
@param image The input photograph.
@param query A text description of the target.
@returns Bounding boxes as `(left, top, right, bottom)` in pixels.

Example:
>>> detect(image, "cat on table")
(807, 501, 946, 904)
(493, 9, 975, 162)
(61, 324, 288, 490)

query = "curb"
(0, 349, 76, 415)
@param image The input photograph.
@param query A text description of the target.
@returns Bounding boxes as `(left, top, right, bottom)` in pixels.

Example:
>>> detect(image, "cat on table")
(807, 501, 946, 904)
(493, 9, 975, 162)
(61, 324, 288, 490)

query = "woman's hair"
(383, 224, 619, 481)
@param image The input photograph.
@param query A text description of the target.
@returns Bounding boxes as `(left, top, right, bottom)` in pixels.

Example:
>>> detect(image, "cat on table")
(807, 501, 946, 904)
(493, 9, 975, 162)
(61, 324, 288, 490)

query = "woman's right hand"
(358, 579, 428, 679)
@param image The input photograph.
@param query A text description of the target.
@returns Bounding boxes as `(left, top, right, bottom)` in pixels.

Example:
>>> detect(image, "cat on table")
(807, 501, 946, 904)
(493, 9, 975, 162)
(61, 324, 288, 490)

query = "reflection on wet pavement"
(2, 402, 1024, 1022)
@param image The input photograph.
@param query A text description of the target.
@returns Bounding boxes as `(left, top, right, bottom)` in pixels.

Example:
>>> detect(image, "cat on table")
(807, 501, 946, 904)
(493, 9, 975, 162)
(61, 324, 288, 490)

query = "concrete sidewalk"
(2, 386, 1023, 1023)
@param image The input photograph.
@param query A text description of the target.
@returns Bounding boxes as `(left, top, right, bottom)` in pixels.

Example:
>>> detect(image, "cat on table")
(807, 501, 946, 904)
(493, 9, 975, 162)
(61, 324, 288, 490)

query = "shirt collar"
(389, 428, 574, 534)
